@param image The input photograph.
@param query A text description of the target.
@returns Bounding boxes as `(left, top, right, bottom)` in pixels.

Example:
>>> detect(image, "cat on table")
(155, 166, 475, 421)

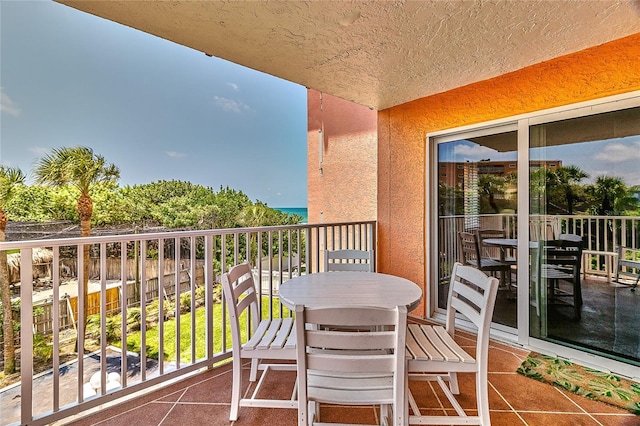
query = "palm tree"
(34, 147, 119, 352)
(0, 166, 25, 374)
(587, 176, 631, 216)
(552, 165, 588, 214)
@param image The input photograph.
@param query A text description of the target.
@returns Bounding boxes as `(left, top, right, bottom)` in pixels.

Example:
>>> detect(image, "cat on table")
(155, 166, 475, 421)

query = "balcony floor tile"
(60, 338, 635, 426)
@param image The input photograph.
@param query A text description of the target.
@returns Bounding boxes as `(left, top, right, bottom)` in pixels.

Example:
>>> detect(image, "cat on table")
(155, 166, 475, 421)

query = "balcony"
(0, 221, 375, 425)
(56, 331, 638, 425)
(1, 218, 638, 425)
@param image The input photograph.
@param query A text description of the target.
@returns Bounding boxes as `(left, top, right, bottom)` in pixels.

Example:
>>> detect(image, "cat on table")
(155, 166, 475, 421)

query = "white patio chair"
(406, 262, 499, 425)
(324, 249, 374, 272)
(295, 304, 408, 426)
(221, 261, 298, 421)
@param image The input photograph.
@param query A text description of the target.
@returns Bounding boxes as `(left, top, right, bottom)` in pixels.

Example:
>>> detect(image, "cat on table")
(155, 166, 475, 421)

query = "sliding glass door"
(436, 125, 518, 328)
(529, 106, 640, 364)
(431, 96, 640, 367)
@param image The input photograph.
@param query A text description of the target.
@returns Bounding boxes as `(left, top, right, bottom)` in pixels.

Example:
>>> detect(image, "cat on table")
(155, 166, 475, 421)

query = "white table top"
(279, 272, 423, 312)
(483, 238, 538, 249)
(483, 238, 518, 247)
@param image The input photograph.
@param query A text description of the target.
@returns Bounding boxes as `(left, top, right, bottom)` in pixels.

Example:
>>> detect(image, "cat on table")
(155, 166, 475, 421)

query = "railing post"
(2, 221, 375, 425)
(205, 234, 214, 361)
(20, 248, 34, 424)
(52, 247, 61, 412)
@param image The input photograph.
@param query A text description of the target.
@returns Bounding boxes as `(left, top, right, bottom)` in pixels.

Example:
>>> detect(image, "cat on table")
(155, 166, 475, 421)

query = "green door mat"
(517, 352, 640, 415)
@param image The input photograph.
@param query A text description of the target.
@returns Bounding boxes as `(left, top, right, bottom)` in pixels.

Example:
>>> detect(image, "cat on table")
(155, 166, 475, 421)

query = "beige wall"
(307, 89, 378, 224)
(379, 33, 640, 317)
(307, 33, 640, 317)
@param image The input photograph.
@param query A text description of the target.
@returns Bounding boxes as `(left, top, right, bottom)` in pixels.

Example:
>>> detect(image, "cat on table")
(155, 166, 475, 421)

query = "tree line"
(0, 146, 302, 375)
(439, 165, 640, 216)
(3, 174, 301, 230)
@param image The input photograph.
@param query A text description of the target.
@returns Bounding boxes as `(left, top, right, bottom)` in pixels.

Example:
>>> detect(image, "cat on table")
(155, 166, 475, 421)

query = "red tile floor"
(62, 330, 638, 426)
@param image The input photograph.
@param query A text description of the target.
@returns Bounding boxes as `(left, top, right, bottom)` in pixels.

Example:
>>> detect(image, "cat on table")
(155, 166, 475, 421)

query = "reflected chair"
(458, 231, 512, 290)
(538, 239, 583, 319)
(406, 262, 499, 425)
(529, 221, 557, 241)
(295, 304, 407, 426)
(324, 249, 374, 272)
(221, 261, 297, 421)
(614, 245, 640, 291)
(558, 233, 583, 243)
(477, 229, 516, 264)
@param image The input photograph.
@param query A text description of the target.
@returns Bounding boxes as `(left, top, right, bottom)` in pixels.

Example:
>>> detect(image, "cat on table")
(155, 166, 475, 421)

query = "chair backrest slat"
(445, 262, 499, 340)
(307, 354, 396, 373)
(303, 305, 395, 326)
(222, 262, 260, 346)
(451, 278, 486, 309)
(324, 249, 374, 272)
(306, 330, 396, 350)
(296, 303, 407, 425)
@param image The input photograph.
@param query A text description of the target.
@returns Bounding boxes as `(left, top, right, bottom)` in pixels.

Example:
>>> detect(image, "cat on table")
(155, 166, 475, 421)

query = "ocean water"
(274, 207, 308, 223)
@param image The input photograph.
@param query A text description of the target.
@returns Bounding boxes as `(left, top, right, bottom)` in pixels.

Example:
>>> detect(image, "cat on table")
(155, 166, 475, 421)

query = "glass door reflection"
(437, 127, 518, 328)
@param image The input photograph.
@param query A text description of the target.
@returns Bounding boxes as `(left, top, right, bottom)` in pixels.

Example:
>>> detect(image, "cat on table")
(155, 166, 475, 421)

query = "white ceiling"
(58, 0, 640, 110)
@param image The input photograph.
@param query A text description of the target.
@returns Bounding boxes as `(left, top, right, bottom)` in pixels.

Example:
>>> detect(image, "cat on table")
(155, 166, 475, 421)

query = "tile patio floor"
(60, 329, 638, 426)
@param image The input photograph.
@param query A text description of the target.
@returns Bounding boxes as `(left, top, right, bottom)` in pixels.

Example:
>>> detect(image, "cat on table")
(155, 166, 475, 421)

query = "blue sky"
(0, 1, 308, 207)
(439, 132, 640, 187)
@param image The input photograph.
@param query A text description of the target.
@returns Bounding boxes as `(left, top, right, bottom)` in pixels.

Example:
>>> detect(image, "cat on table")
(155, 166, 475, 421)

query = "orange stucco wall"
(307, 90, 377, 224)
(379, 33, 640, 317)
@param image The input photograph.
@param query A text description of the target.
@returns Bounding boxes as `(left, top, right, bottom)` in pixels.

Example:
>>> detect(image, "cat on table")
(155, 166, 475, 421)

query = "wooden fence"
(9, 266, 205, 343)
(9, 257, 201, 284)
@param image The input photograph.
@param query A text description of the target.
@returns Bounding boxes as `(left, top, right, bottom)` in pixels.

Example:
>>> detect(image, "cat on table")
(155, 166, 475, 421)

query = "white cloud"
(0, 88, 21, 116)
(166, 151, 186, 158)
(227, 83, 239, 91)
(212, 95, 250, 113)
(593, 141, 640, 163)
(452, 143, 497, 160)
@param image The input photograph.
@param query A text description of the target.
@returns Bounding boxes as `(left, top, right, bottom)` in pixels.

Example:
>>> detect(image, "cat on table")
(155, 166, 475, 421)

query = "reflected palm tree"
(479, 174, 507, 213)
(588, 176, 636, 215)
(552, 165, 589, 215)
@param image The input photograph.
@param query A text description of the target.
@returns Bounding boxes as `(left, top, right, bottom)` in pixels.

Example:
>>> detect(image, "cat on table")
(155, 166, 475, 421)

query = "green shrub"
(146, 298, 173, 324)
(85, 313, 122, 344)
(33, 333, 53, 363)
(127, 307, 142, 331)
(85, 314, 101, 340)
(180, 292, 191, 313)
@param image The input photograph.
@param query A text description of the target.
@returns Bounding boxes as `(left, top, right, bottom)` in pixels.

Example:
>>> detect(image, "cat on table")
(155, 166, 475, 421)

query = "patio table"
(482, 238, 539, 260)
(279, 271, 422, 311)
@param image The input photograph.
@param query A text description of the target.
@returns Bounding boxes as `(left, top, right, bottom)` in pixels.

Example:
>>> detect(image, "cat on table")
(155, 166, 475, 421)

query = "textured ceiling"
(58, 0, 640, 110)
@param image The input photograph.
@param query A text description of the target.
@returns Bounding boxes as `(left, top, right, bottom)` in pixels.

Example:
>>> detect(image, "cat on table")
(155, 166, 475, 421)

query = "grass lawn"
(119, 296, 291, 363)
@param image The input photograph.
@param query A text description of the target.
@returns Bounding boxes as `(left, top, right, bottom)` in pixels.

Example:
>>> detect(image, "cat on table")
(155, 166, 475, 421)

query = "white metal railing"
(438, 214, 640, 279)
(0, 220, 375, 426)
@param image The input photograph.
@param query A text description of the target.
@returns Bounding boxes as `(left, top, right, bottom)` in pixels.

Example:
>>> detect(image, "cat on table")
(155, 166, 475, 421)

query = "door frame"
(425, 90, 640, 378)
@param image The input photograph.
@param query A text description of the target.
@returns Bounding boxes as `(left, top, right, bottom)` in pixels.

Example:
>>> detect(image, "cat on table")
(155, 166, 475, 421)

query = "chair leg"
(308, 401, 318, 425)
(448, 372, 460, 394)
(380, 404, 389, 425)
(476, 371, 490, 425)
(230, 357, 242, 421)
(250, 358, 259, 381)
